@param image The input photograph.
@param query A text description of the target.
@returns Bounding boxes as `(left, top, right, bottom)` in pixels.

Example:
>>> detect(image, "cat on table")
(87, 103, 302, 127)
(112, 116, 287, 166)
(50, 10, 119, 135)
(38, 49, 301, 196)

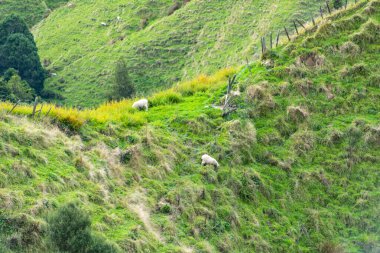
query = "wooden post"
(223, 74, 237, 116)
(320, 6, 324, 19)
(32, 97, 38, 117)
(263, 37, 266, 53)
(38, 104, 44, 117)
(261, 37, 264, 54)
(284, 26, 290, 41)
(296, 19, 306, 29)
(312, 17, 316, 27)
(293, 21, 299, 35)
(270, 32, 273, 49)
(326, 1, 331, 14)
(9, 100, 20, 113)
(276, 31, 280, 47)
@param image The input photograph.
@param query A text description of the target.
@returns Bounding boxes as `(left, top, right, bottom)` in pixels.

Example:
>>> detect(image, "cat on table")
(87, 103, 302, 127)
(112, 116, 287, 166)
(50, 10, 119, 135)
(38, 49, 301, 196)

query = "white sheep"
(132, 99, 149, 111)
(201, 154, 219, 169)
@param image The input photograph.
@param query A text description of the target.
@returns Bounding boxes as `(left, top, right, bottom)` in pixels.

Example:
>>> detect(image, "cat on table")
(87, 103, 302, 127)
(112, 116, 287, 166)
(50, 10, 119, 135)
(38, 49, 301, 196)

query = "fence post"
(284, 26, 290, 41)
(38, 104, 44, 117)
(312, 17, 316, 27)
(32, 97, 38, 117)
(296, 19, 306, 29)
(320, 6, 324, 19)
(270, 32, 273, 49)
(293, 21, 299, 35)
(276, 31, 280, 47)
(9, 100, 20, 113)
(326, 1, 331, 14)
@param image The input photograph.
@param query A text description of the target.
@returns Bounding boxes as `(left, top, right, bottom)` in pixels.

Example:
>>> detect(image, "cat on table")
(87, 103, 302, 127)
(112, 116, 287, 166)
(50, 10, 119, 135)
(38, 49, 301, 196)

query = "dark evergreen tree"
(112, 59, 135, 100)
(0, 15, 34, 45)
(0, 33, 45, 93)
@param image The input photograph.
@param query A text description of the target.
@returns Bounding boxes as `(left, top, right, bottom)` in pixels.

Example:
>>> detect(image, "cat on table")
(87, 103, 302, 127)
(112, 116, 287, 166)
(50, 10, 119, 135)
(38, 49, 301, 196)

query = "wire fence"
(259, 0, 364, 56)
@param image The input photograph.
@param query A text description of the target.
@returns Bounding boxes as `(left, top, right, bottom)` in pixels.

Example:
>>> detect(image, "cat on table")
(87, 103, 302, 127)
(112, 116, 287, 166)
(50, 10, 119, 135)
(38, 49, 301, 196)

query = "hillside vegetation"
(34, 0, 326, 106)
(0, 0, 68, 26)
(1, 0, 379, 252)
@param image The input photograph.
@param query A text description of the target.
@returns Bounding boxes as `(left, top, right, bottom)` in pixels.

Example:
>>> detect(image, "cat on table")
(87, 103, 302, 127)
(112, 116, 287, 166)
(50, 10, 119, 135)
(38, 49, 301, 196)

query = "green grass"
(0, 0, 68, 27)
(33, 0, 327, 107)
(0, 0, 379, 252)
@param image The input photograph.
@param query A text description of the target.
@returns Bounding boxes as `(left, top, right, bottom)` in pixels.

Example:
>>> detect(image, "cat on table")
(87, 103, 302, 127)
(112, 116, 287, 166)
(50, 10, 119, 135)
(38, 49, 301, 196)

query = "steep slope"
(34, 0, 324, 107)
(0, 0, 68, 26)
(1, 1, 379, 252)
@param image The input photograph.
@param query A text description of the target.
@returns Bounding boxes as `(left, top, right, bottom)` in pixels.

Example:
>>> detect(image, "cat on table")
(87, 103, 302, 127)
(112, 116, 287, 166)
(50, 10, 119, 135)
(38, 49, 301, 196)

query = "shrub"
(48, 202, 92, 253)
(48, 203, 119, 253)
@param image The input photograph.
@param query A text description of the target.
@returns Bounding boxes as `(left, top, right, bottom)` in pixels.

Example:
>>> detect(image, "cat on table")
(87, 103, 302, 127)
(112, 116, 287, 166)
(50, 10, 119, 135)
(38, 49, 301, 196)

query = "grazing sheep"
(201, 154, 219, 169)
(132, 99, 149, 111)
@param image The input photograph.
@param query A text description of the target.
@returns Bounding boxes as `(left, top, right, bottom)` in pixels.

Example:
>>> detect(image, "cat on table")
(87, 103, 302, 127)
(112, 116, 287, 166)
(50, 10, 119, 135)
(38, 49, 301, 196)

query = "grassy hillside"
(0, 0, 68, 26)
(1, 0, 379, 252)
(34, 0, 326, 107)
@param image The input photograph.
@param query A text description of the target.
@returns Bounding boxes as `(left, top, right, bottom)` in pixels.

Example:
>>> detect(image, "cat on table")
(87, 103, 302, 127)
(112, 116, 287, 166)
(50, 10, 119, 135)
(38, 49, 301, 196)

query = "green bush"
(48, 202, 92, 253)
(48, 202, 119, 253)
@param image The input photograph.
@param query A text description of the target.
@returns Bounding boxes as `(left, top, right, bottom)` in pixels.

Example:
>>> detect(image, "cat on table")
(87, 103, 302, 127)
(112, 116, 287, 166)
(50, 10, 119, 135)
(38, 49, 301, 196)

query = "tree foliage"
(0, 15, 45, 94)
(48, 203, 119, 253)
(0, 15, 34, 44)
(0, 69, 34, 102)
(112, 58, 135, 100)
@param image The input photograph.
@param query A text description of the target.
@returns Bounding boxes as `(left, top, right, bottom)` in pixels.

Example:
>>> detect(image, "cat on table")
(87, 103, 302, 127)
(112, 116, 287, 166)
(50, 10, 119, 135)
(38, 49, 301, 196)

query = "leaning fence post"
(263, 36, 266, 53)
(9, 100, 20, 113)
(276, 31, 280, 47)
(326, 1, 331, 14)
(293, 21, 299, 35)
(296, 19, 306, 29)
(312, 17, 316, 27)
(32, 97, 38, 117)
(284, 26, 290, 41)
(320, 6, 324, 19)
